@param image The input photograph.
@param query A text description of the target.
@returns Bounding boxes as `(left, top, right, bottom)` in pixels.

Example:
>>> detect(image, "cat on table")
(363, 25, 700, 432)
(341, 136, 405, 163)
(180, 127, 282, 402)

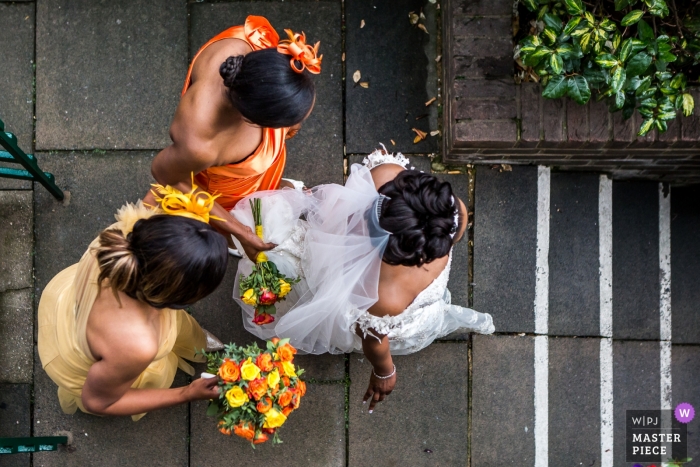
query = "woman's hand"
(236, 224, 276, 261)
(363, 367, 397, 413)
(183, 376, 220, 401)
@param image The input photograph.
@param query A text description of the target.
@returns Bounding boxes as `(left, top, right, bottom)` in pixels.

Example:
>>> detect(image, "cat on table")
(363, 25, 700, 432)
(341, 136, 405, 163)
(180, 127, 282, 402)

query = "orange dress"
(183, 16, 288, 210)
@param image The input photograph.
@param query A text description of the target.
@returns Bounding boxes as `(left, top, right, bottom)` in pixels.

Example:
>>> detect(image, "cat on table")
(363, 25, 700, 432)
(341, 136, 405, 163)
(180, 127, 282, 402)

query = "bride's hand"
(363, 368, 397, 413)
(238, 225, 276, 261)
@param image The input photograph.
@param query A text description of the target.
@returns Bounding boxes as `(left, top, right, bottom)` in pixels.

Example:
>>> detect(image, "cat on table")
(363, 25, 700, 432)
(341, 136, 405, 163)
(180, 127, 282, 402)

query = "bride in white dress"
(231, 148, 494, 411)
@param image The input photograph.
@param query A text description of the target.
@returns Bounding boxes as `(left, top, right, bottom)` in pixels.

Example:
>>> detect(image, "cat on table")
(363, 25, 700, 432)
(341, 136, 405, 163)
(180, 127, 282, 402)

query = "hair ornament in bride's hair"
(277, 29, 322, 74)
(149, 173, 224, 224)
(450, 196, 459, 238)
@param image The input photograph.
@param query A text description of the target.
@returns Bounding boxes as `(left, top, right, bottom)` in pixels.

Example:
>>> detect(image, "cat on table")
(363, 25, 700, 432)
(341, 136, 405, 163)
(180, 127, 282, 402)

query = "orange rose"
(218, 421, 232, 436)
(270, 337, 280, 345)
(282, 376, 291, 387)
(277, 343, 297, 362)
(256, 396, 273, 414)
(253, 431, 269, 444)
(247, 377, 269, 401)
(291, 392, 301, 409)
(274, 361, 285, 374)
(233, 422, 255, 441)
(282, 406, 294, 417)
(256, 353, 274, 372)
(277, 390, 293, 407)
(218, 359, 240, 382)
(296, 380, 307, 397)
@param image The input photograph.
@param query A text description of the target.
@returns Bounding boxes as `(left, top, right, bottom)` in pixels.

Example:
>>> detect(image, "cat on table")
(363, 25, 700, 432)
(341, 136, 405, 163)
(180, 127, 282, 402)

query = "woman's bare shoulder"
(192, 38, 252, 82)
(369, 164, 405, 191)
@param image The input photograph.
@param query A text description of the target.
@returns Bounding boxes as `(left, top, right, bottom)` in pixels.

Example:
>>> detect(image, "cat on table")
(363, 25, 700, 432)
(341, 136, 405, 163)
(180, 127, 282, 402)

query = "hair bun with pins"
(220, 55, 245, 88)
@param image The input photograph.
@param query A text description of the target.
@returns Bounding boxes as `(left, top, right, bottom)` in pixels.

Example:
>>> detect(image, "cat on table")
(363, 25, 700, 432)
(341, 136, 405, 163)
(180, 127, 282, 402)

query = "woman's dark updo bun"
(377, 170, 458, 267)
(219, 48, 315, 128)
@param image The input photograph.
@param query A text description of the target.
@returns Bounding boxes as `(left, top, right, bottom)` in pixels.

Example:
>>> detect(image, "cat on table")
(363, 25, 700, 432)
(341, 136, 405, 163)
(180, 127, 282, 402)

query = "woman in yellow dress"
(38, 185, 228, 421)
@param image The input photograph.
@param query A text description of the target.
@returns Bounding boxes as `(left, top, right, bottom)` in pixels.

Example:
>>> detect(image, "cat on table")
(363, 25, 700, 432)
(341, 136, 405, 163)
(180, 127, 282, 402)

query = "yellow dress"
(37, 203, 207, 421)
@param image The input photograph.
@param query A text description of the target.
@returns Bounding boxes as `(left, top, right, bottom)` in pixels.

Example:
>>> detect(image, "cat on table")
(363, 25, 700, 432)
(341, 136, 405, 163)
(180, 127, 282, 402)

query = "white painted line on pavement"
(534, 335, 549, 467)
(599, 176, 613, 338)
(600, 337, 614, 467)
(535, 166, 550, 336)
(659, 183, 672, 342)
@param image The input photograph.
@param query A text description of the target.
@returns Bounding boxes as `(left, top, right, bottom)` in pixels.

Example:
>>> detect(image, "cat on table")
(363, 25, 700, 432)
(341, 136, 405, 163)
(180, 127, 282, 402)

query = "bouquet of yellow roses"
(201, 338, 306, 445)
(239, 198, 300, 326)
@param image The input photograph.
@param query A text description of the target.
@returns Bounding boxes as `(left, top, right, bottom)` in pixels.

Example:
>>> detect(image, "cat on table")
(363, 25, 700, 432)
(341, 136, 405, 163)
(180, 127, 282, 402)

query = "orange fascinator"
(277, 29, 322, 74)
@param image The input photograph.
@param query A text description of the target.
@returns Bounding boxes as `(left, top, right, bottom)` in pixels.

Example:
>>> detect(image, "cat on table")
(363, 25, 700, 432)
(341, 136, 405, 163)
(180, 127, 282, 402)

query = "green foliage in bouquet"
(516, 0, 700, 135)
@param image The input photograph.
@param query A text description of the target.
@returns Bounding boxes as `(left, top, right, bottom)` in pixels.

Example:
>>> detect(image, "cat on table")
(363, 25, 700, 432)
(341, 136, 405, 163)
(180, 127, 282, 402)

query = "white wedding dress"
(231, 151, 495, 355)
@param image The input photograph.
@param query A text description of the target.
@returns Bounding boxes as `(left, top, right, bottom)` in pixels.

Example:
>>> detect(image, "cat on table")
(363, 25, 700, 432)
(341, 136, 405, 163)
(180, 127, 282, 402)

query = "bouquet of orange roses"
(239, 198, 300, 326)
(201, 338, 306, 446)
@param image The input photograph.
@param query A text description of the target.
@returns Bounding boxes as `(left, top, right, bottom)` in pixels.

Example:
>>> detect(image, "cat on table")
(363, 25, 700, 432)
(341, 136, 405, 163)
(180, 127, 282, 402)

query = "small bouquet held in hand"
(239, 198, 300, 326)
(202, 338, 306, 445)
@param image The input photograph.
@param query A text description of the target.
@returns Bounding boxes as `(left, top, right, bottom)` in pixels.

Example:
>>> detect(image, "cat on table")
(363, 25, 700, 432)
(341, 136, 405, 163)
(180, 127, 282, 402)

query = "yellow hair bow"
(150, 175, 224, 224)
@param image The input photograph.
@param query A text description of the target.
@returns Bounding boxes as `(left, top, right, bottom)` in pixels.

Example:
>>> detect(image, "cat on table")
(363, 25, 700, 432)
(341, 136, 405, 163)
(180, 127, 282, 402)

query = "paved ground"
(1, 1, 699, 467)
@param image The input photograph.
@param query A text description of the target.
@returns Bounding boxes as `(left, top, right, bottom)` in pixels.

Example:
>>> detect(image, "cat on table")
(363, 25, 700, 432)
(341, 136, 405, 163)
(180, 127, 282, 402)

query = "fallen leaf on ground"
(415, 113, 428, 120)
(435, 55, 442, 63)
(417, 24, 429, 34)
(342, 52, 345, 62)
(448, 170, 461, 174)
(359, 82, 369, 88)
(360, 19, 365, 28)
(412, 128, 427, 143)
(501, 164, 513, 172)
(353, 70, 361, 83)
(425, 97, 436, 106)
(390, 139, 396, 145)
(430, 130, 440, 136)
(420, 11, 426, 20)
(409, 12, 419, 25)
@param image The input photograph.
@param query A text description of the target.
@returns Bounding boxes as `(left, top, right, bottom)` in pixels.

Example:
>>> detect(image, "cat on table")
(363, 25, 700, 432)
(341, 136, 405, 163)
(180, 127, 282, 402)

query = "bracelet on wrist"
(372, 364, 396, 379)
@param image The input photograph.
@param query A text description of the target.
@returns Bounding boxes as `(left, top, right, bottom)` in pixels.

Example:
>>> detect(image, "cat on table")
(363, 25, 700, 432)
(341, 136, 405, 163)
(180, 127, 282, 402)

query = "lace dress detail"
(362, 146, 415, 170)
(352, 252, 495, 355)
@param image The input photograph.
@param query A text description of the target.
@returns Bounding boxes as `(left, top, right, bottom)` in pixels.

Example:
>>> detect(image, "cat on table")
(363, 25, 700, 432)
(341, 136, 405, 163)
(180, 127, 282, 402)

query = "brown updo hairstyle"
(94, 215, 228, 309)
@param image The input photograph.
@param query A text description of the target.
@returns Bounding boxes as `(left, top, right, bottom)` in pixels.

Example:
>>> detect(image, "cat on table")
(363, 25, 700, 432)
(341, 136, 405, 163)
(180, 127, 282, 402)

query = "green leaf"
(563, 17, 583, 36)
(564, 0, 584, 15)
(600, 18, 617, 32)
(583, 67, 607, 85)
(637, 20, 654, 42)
(619, 38, 635, 62)
(556, 43, 579, 58)
(621, 10, 645, 26)
(550, 53, 564, 74)
(579, 31, 594, 52)
(543, 13, 564, 33)
(638, 118, 655, 135)
(640, 97, 657, 108)
(681, 93, 695, 116)
(656, 71, 673, 81)
(659, 52, 677, 62)
(522, 0, 539, 11)
(570, 25, 591, 37)
(566, 75, 591, 104)
(655, 119, 668, 132)
(584, 11, 595, 25)
(543, 74, 568, 98)
(657, 111, 677, 121)
(543, 27, 558, 45)
(524, 46, 552, 66)
(595, 53, 619, 68)
(626, 51, 652, 75)
(614, 90, 626, 109)
(623, 95, 637, 119)
(611, 67, 627, 93)
(615, 0, 630, 10)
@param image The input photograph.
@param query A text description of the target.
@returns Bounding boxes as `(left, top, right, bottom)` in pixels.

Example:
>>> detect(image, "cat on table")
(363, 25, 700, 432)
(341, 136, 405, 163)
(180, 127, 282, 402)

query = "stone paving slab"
(33, 152, 155, 296)
(345, 0, 439, 154)
(0, 384, 31, 467)
(348, 343, 469, 466)
(473, 166, 537, 333)
(33, 348, 189, 467)
(0, 2, 35, 191)
(672, 345, 700, 464)
(612, 181, 660, 340)
(671, 185, 700, 344)
(548, 173, 600, 336)
(548, 337, 600, 466)
(35, 0, 187, 150)
(612, 340, 660, 466)
(0, 191, 33, 293)
(189, 2, 344, 188)
(0, 289, 33, 384)
(190, 383, 345, 467)
(471, 334, 535, 466)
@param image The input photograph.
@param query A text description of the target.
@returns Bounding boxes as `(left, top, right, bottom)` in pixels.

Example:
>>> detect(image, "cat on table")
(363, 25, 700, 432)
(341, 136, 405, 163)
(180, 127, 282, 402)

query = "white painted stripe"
(600, 337, 614, 467)
(660, 340, 672, 410)
(535, 166, 550, 335)
(534, 335, 549, 467)
(659, 183, 671, 342)
(599, 176, 613, 338)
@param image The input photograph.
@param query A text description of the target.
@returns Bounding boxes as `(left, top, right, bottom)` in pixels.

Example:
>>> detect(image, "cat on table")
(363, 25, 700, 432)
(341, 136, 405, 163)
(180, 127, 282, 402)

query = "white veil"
(232, 164, 390, 354)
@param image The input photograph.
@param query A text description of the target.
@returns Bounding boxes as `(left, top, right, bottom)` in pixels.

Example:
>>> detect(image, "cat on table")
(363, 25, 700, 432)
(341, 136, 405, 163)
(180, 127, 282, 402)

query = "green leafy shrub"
(515, 0, 699, 135)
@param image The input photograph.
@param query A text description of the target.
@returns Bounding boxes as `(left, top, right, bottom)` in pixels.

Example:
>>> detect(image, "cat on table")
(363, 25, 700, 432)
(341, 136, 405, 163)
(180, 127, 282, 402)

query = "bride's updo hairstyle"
(377, 171, 458, 267)
(220, 50, 316, 128)
(95, 216, 228, 309)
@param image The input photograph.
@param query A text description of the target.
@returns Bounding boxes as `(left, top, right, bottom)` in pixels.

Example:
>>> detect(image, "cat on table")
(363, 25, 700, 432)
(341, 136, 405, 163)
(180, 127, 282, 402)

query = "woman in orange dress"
(146, 16, 321, 259)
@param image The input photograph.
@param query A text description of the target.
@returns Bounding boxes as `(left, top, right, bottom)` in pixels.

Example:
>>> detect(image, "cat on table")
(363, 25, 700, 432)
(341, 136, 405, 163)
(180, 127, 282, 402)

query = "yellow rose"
(267, 369, 280, 389)
(263, 408, 287, 429)
(240, 357, 261, 381)
(225, 386, 249, 408)
(281, 361, 297, 378)
(278, 280, 291, 298)
(241, 289, 257, 306)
